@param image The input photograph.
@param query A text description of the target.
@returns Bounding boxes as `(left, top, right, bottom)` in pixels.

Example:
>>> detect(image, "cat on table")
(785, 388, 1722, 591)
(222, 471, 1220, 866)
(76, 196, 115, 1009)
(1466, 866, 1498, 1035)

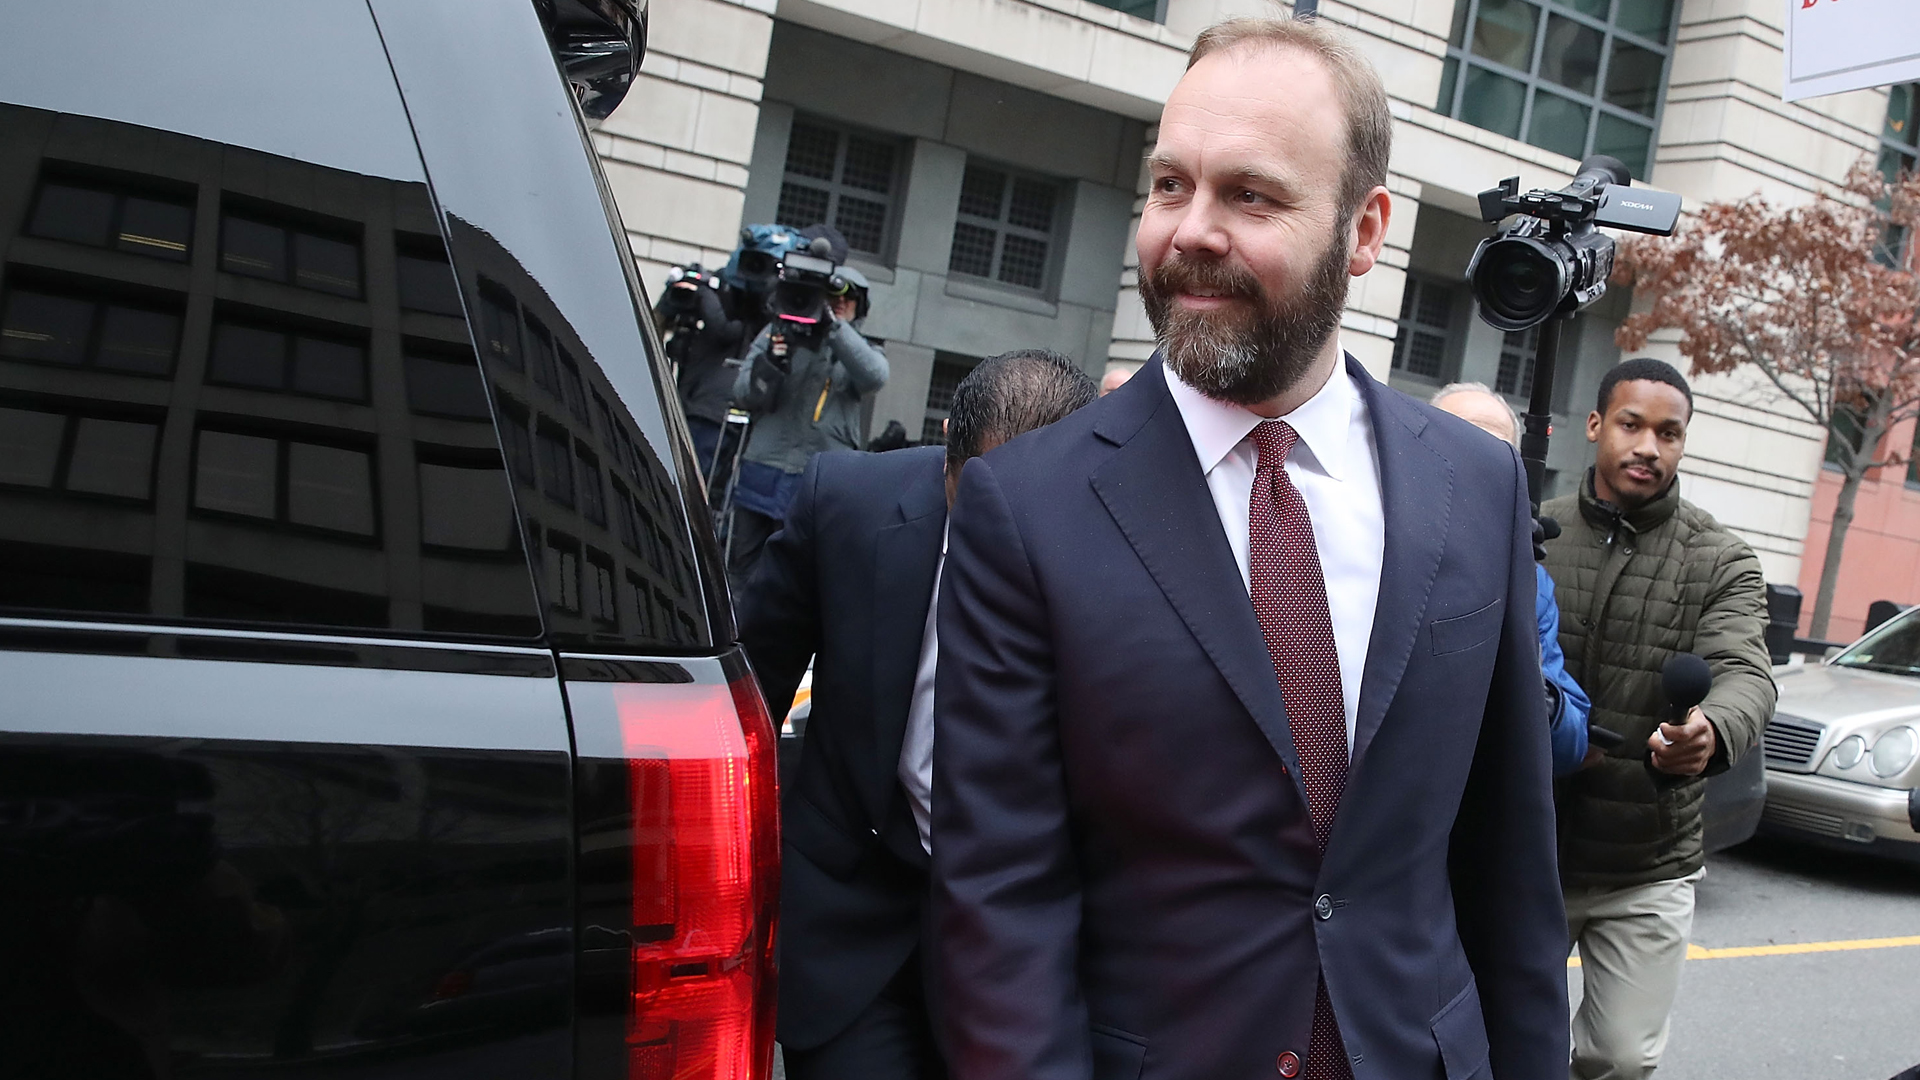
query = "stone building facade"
(594, 0, 1909, 596)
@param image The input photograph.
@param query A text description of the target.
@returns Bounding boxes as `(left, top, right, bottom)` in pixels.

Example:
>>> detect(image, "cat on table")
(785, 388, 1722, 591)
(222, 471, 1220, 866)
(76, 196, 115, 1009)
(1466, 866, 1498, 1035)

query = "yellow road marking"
(1569, 934, 1920, 967)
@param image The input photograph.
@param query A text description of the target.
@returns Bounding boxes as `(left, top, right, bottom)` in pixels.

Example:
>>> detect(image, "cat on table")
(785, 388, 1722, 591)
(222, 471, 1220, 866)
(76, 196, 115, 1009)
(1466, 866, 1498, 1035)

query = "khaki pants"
(1564, 869, 1704, 1080)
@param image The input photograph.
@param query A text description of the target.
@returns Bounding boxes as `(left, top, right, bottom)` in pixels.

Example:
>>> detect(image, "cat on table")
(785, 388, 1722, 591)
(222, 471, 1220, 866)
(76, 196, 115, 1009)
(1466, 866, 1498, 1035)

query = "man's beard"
(1139, 230, 1351, 407)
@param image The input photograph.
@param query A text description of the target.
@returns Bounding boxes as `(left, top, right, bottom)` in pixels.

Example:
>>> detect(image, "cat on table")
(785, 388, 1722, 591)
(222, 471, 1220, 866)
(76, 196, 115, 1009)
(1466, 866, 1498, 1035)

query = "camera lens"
(739, 251, 774, 275)
(1471, 237, 1567, 331)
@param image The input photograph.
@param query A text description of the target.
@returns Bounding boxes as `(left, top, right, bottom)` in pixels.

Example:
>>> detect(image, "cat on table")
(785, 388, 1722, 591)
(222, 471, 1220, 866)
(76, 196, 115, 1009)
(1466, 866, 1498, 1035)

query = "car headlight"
(1831, 734, 1868, 770)
(1869, 726, 1919, 778)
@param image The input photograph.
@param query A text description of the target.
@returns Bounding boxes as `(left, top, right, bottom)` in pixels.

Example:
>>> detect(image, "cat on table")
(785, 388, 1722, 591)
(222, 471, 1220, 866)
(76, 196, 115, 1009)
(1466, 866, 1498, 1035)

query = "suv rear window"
(0, 2, 716, 651)
(0, 3, 542, 640)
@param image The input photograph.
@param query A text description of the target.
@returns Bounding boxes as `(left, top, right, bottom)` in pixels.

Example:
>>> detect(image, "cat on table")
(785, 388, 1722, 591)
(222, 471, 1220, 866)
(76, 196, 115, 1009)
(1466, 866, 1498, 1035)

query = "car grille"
(1763, 801, 1846, 838)
(1763, 714, 1826, 770)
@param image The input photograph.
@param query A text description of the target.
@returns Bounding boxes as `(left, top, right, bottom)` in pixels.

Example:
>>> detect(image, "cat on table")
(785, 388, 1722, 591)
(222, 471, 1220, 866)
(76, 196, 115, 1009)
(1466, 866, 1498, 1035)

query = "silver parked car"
(1762, 606, 1920, 860)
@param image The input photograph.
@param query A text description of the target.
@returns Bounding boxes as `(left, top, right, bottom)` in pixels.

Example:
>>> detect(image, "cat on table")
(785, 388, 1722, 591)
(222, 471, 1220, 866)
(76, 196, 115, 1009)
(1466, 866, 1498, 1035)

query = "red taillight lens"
(615, 676, 779, 1080)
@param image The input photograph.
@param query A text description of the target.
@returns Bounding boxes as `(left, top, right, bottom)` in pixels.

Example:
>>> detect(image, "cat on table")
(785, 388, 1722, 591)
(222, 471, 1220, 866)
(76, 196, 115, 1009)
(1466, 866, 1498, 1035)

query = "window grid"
(1496, 324, 1541, 397)
(921, 355, 975, 444)
(1437, 0, 1675, 181)
(776, 118, 903, 260)
(1391, 276, 1458, 380)
(948, 163, 1062, 293)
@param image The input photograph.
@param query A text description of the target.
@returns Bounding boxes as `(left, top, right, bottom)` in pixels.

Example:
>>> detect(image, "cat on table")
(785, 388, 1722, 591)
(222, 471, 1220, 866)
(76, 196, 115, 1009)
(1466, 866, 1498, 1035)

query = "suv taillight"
(614, 676, 779, 1080)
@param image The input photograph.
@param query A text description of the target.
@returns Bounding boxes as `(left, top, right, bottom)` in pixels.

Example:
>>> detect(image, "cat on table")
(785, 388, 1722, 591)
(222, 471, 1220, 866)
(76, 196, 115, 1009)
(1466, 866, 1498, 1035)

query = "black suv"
(0, 3, 778, 1078)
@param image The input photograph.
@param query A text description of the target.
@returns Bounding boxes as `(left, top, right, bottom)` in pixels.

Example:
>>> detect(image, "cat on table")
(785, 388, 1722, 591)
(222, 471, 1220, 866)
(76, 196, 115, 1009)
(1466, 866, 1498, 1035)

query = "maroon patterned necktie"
(1248, 420, 1352, 1080)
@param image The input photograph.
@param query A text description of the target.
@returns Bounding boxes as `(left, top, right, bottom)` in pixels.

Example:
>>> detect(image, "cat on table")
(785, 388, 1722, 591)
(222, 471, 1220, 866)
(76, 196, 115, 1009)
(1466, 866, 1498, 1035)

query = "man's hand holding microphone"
(1648, 653, 1715, 776)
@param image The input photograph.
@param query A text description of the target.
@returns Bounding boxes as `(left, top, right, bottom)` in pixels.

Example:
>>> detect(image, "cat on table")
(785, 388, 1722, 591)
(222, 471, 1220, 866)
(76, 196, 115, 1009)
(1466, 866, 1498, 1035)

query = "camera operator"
(1542, 358, 1774, 1080)
(656, 225, 799, 475)
(727, 254, 887, 585)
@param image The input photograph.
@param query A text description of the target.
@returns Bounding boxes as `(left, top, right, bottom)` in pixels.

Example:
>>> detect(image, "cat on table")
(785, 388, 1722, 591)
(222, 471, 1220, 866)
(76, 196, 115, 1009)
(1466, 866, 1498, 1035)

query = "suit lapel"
(865, 455, 947, 830)
(1348, 357, 1453, 770)
(1090, 362, 1309, 806)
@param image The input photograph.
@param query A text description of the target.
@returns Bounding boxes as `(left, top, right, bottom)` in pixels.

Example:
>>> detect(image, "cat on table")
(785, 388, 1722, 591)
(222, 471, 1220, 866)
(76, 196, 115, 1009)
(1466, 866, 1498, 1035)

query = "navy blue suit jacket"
(739, 445, 947, 1049)
(931, 358, 1567, 1080)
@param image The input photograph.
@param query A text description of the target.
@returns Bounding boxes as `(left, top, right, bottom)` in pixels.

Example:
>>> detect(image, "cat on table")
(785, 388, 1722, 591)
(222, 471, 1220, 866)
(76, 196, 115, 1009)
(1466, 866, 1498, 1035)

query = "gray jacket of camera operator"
(731, 319, 888, 474)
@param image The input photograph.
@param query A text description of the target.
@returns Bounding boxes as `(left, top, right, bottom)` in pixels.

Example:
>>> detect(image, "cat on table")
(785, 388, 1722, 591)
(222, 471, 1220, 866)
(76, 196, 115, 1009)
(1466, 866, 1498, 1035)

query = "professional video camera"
(766, 236, 842, 348)
(1465, 155, 1682, 505)
(658, 262, 723, 333)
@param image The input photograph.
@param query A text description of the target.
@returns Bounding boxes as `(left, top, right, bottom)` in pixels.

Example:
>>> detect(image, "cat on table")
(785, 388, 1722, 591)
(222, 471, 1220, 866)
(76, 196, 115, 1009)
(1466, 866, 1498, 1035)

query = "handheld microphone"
(1661, 653, 1713, 726)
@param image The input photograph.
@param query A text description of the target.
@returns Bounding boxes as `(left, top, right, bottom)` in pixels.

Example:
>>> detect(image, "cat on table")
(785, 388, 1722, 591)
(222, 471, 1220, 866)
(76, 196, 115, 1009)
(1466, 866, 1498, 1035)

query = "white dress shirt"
(1163, 351, 1386, 747)
(897, 529, 945, 854)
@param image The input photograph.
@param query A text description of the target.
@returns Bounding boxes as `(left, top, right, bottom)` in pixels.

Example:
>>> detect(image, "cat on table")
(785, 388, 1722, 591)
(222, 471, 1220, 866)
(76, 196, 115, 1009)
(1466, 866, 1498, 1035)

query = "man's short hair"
(1596, 358, 1693, 419)
(1188, 16, 1391, 226)
(946, 349, 1098, 472)
(1431, 381, 1519, 446)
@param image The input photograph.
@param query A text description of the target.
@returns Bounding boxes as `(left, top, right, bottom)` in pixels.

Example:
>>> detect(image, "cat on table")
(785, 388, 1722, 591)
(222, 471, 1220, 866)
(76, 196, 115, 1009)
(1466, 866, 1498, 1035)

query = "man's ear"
(1586, 410, 1603, 443)
(942, 418, 949, 440)
(1347, 185, 1392, 276)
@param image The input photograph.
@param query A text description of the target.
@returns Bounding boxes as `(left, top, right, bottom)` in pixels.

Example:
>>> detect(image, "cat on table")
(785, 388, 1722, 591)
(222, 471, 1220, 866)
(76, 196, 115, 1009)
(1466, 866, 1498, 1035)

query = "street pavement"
(1574, 835, 1920, 1080)
(778, 837, 1919, 1080)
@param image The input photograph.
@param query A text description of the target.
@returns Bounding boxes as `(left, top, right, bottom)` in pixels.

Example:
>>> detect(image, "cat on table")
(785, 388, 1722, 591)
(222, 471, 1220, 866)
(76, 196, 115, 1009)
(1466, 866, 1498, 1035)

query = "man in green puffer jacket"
(1541, 358, 1775, 1080)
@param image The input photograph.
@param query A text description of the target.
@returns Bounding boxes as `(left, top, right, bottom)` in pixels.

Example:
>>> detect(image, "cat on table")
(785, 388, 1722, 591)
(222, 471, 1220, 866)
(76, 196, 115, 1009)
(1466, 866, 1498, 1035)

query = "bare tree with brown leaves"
(1611, 160, 1920, 640)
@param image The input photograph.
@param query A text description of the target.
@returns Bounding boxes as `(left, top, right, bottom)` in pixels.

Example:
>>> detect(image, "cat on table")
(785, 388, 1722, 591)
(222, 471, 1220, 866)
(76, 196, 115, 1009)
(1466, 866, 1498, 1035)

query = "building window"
(26, 175, 193, 262)
(544, 530, 582, 613)
(1391, 277, 1459, 380)
(191, 427, 377, 537)
(1496, 324, 1540, 397)
(921, 352, 975, 444)
(1085, 0, 1166, 20)
(207, 320, 368, 402)
(396, 234, 465, 316)
(777, 118, 903, 260)
(219, 208, 362, 298)
(1827, 402, 1868, 468)
(417, 453, 518, 552)
(404, 351, 492, 420)
(535, 421, 575, 509)
(476, 281, 522, 371)
(1877, 84, 1917, 267)
(585, 547, 618, 628)
(1437, 0, 1675, 180)
(0, 403, 159, 502)
(0, 284, 181, 377)
(948, 162, 1062, 293)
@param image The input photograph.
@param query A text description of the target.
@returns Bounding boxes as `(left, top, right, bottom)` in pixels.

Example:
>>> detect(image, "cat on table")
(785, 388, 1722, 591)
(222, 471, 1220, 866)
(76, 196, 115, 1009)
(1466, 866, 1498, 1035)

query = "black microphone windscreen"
(1662, 653, 1712, 712)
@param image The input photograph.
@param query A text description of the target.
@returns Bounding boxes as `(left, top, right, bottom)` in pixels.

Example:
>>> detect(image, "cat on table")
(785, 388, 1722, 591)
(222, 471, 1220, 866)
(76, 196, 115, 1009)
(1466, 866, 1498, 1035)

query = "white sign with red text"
(1784, 0, 1920, 102)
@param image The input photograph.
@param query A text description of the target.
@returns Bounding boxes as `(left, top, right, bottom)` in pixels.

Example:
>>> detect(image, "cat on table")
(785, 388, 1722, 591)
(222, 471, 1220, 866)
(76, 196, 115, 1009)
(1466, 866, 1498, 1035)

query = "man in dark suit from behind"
(739, 349, 1099, 1080)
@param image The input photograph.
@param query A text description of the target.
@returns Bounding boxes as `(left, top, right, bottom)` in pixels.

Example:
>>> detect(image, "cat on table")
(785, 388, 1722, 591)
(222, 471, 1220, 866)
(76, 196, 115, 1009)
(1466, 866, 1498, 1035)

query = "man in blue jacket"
(1432, 382, 1592, 776)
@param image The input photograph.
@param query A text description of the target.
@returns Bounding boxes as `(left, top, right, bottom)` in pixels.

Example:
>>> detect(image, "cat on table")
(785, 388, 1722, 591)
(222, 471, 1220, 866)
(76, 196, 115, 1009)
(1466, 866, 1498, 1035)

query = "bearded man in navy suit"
(931, 16, 1568, 1080)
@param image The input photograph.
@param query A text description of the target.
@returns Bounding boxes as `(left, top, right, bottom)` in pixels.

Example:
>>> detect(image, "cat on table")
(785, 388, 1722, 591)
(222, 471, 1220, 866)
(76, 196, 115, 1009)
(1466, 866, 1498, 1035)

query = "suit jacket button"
(1315, 893, 1334, 920)
(1277, 1050, 1301, 1077)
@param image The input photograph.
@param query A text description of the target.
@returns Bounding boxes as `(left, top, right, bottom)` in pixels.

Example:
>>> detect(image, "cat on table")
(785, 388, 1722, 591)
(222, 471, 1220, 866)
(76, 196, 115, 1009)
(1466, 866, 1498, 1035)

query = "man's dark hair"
(946, 349, 1098, 472)
(1597, 357, 1692, 419)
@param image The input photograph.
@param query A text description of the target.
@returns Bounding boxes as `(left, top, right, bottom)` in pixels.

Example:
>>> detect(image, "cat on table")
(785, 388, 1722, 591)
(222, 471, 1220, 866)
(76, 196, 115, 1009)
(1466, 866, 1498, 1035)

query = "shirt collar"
(1163, 342, 1355, 481)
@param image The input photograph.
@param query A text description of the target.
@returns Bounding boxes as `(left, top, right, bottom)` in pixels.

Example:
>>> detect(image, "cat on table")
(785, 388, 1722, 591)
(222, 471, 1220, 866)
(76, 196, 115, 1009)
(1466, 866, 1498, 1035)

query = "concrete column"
(593, 0, 775, 288)
(868, 341, 937, 445)
(894, 139, 967, 274)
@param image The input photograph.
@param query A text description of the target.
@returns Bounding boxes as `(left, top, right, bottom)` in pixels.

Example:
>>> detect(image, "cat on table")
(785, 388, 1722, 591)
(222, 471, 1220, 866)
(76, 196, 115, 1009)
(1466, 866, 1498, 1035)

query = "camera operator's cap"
(723, 223, 805, 290)
(830, 265, 871, 320)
